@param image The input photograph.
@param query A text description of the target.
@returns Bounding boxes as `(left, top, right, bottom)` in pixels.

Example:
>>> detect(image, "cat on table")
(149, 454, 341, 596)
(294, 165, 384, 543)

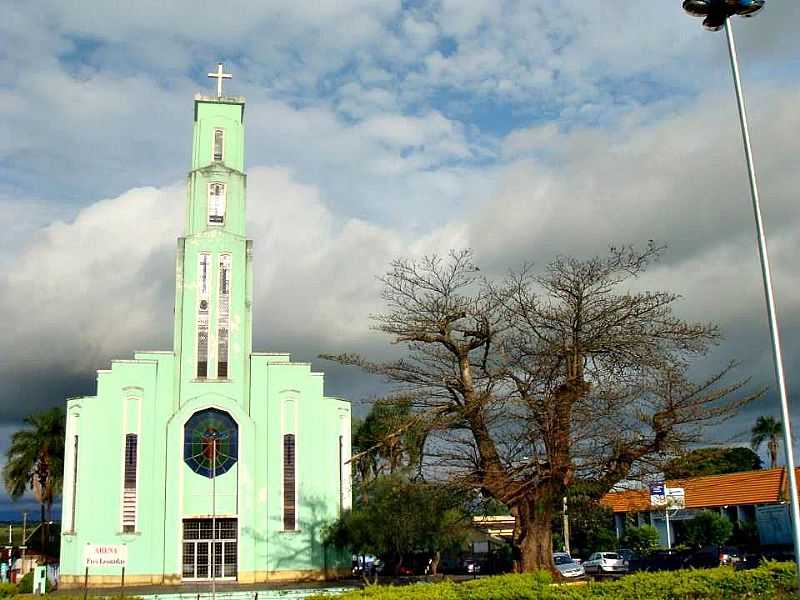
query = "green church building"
(59, 66, 352, 587)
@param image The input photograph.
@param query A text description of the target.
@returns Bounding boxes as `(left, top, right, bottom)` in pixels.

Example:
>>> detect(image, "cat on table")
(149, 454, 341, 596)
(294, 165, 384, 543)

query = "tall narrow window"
(338, 435, 344, 514)
(122, 433, 138, 532)
(208, 183, 226, 224)
(197, 253, 211, 378)
(213, 129, 224, 162)
(70, 435, 78, 532)
(217, 255, 231, 379)
(283, 434, 296, 530)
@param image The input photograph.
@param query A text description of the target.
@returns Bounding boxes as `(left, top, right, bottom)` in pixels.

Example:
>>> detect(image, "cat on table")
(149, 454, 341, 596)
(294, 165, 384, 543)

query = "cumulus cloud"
(1, 1, 799, 516)
(4, 81, 798, 432)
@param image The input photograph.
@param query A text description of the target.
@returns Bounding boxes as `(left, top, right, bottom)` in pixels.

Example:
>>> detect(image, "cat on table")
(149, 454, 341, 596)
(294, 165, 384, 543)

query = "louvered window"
(197, 254, 210, 378)
(208, 183, 226, 224)
(69, 435, 79, 532)
(213, 129, 224, 162)
(122, 434, 137, 532)
(283, 434, 296, 530)
(217, 255, 231, 379)
(338, 435, 344, 514)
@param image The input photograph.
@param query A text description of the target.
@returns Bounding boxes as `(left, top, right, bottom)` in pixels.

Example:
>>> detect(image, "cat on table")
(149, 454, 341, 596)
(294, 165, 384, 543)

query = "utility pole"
(562, 497, 571, 556)
(21, 513, 27, 564)
(665, 507, 672, 550)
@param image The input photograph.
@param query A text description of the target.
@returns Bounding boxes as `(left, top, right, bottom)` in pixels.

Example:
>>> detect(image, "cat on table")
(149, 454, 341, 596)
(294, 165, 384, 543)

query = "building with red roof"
(601, 468, 798, 547)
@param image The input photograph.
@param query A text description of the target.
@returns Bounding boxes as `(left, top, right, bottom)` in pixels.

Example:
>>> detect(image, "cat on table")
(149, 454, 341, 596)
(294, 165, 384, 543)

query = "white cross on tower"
(207, 63, 232, 97)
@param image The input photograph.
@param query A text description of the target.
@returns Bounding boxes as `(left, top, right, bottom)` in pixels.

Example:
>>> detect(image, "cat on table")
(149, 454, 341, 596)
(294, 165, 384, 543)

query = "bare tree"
(325, 246, 758, 573)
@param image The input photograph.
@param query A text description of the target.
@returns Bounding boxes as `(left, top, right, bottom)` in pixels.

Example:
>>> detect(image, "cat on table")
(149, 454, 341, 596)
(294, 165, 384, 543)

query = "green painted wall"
(59, 94, 351, 586)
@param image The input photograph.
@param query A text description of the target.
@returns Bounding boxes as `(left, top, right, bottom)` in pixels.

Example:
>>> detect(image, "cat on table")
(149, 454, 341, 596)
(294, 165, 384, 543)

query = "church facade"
(59, 72, 352, 587)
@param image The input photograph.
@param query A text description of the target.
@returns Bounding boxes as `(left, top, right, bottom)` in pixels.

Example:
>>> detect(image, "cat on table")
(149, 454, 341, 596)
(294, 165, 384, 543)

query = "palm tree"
(751, 415, 782, 469)
(3, 407, 65, 554)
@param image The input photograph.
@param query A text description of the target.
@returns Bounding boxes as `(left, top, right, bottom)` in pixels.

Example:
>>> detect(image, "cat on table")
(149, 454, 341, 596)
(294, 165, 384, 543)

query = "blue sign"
(650, 483, 667, 507)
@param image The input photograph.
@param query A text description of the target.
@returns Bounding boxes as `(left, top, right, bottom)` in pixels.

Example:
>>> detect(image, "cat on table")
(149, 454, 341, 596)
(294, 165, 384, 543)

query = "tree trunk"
(431, 550, 440, 575)
(393, 554, 404, 576)
(40, 503, 46, 555)
(769, 438, 778, 469)
(512, 496, 556, 575)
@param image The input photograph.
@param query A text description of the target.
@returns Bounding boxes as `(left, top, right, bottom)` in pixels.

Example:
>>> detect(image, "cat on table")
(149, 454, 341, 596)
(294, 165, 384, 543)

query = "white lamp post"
(682, 0, 800, 587)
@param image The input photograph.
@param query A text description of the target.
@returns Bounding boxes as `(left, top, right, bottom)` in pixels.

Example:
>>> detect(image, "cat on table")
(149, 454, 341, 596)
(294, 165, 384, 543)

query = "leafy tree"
(621, 525, 660, 556)
(325, 475, 469, 576)
(359, 398, 427, 476)
(751, 416, 782, 468)
(351, 398, 429, 503)
(560, 483, 617, 558)
(473, 495, 511, 517)
(3, 406, 65, 553)
(730, 520, 760, 546)
(683, 510, 733, 549)
(663, 447, 762, 479)
(325, 246, 757, 572)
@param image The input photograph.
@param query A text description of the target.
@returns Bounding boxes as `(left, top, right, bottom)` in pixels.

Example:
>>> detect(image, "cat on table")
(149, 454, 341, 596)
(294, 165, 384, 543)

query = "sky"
(1, 0, 799, 519)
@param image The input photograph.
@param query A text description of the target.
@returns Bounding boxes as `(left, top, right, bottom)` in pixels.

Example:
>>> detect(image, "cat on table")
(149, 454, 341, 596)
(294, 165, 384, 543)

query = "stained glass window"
(184, 409, 238, 478)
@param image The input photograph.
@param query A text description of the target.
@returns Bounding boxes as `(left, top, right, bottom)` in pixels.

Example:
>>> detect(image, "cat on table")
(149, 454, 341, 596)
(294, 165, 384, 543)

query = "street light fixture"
(683, 0, 764, 30)
(681, 0, 800, 588)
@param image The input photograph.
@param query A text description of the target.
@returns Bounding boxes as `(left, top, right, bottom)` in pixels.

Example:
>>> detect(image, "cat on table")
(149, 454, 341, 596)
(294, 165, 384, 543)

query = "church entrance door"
(182, 518, 237, 581)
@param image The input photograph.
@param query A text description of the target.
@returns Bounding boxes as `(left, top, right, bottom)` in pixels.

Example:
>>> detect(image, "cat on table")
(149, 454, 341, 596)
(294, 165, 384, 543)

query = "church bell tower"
(59, 63, 352, 587)
(173, 64, 253, 405)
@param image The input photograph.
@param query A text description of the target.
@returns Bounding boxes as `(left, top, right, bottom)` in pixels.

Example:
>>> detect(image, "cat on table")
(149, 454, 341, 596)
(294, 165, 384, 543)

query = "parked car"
(462, 558, 482, 575)
(583, 552, 628, 576)
(629, 546, 761, 574)
(686, 546, 754, 569)
(352, 555, 383, 577)
(628, 549, 685, 572)
(617, 548, 635, 563)
(553, 553, 586, 578)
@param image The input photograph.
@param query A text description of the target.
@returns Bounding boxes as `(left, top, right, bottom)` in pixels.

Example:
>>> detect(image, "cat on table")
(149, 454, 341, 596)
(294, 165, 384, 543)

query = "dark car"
(629, 549, 686, 572)
(689, 546, 756, 569)
(631, 546, 758, 573)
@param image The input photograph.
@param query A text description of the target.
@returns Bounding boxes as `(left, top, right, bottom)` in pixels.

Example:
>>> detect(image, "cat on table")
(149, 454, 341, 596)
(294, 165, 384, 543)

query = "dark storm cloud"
(0, 0, 798, 506)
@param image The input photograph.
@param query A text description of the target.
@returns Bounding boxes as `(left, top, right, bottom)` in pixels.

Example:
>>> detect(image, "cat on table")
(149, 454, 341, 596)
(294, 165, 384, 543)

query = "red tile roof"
(601, 468, 799, 513)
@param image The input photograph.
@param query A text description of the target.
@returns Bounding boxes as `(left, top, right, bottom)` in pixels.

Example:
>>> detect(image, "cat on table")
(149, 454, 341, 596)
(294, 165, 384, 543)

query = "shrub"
(0, 583, 16, 598)
(683, 510, 733, 549)
(307, 561, 797, 600)
(15, 572, 51, 594)
(620, 525, 660, 556)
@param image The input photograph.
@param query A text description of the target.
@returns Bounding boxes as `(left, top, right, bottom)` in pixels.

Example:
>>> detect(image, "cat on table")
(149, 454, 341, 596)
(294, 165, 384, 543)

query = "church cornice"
(184, 230, 249, 242)
(193, 94, 245, 122)
(190, 163, 246, 178)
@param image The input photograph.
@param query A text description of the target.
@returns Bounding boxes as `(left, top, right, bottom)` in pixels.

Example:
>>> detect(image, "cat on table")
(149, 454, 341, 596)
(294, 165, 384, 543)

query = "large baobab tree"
(326, 246, 757, 572)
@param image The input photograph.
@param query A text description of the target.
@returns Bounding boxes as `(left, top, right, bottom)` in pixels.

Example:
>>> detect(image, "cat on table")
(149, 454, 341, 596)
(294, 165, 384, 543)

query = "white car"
(582, 552, 628, 576)
(553, 553, 585, 578)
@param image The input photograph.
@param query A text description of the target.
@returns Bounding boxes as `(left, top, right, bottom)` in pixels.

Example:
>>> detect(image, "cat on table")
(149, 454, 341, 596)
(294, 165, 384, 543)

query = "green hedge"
(308, 562, 798, 600)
